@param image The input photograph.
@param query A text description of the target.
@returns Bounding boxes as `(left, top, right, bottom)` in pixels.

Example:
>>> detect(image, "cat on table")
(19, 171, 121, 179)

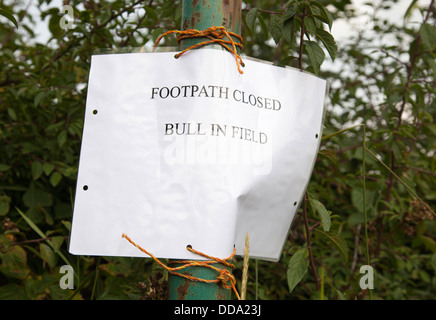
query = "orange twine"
(121, 233, 241, 300)
(153, 26, 245, 74)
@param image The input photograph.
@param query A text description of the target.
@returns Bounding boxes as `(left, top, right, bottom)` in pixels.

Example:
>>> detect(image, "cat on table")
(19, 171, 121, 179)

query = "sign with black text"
(69, 49, 327, 261)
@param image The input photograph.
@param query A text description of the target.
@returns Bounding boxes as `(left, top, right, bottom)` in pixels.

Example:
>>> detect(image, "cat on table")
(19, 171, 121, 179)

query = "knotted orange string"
(153, 26, 245, 74)
(121, 233, 240, 300)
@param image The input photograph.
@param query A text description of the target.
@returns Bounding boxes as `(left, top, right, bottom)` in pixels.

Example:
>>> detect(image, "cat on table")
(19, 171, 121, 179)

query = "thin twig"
(302, 193, 320, 291)
(10, 235, 69, 246)
(241, 232, 250, 300)
(365, 146, 435, 217)
(350, 224, 362, 274)
(298, 7, 307, 71)
(362, 124, 373, 300)
(257, 8, 284, 15)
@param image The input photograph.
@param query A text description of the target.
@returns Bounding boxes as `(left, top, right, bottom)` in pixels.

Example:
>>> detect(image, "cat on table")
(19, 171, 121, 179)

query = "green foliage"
(0, 8, 18, 28)
(1, 0, 435, 300)
(239, 0, 436, 300)
(287, 248, 309, 293)
(0, 0, 180, 300)
(243, 0, 337, 74)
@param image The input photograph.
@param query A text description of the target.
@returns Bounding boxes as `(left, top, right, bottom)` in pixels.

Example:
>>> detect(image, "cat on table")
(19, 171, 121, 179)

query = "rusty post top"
(180, 0, 242, 49)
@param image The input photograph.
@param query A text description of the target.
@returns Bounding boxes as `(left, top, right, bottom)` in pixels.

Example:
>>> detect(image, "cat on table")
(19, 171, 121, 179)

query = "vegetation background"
(0, 0, 435, 300)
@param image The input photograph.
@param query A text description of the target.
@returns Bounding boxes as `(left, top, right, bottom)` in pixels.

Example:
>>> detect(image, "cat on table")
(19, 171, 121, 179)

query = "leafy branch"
(398, 0, 435, 127)
(244, 0, 337, 75)
(0, 8, 18, 28)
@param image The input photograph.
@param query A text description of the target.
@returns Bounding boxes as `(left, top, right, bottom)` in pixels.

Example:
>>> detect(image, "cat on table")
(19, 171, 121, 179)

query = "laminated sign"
(69, 48, 327, 261)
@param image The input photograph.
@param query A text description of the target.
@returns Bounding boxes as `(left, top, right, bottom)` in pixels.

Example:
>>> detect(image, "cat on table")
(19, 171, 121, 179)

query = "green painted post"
(167, 262, 234, 300)
(167, 0, 242, 300)
(180, 0, 242, 49)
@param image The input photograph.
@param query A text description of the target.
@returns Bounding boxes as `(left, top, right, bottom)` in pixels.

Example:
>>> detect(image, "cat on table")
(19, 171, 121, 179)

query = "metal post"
(167, 0, 242, 300)
(167, 262, 234, 300)
(180, 0, 242, 49)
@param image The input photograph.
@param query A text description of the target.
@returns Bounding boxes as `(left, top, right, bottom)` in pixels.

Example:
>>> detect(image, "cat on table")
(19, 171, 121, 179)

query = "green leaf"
(21, 142, 40, 154)
(62, 220, 72, 232)
(423, 125, 436, 139)
(16, 207, 47, 239)
(50, 236, 64, 251)
(426, 55, 436, 75)
(417, 235, 436, 253)
(315, 28, 337, 61)
(351, 188, 376, 214)
(39, 243, 57, 268)
(43, 163, 55, 176)
(45, 121, 64, 133)
(34, 91, 45, 107)
(0, 164, 11, 172)
(24, 276, 56, 299)
(304, 40, 325, 75)
(282, 5, 296, 22)
(0, 284, 28, 300)
(16, 207, 71, 267)
(151, 27, 163, 42)
(333, 287, 346, 300)
(246, 7, 258, 32)
(100, 261, 133, 277)
(48, 12, 62, 38)
(315, 229, 349, 262)
(287, 248, 309, 293)
(325, 279, 347, 300)
(310, 199, 331, 232)
(282, 18, 295, 43)
(0, 194, 11, 216)
(23, 184, 53, 208)
(58, 130, 67, 147)
(257, 14, 269, 39)
(419, 23, 436, 50)
(404, 0, 418, 20)
(49, 172, 62, 187)
(60, 166, 77, 179)
(31, 161, 44, 180)
(304, 17, 316, 35)
(311, 1, 333, 30)
(310, 290, 324, 300)
(270, 14, 282, 44)
(0, 245, 29, 280)
(145, 5, 158, 25)
(0, 8, 19, 28)
(7, 107, 17, 121)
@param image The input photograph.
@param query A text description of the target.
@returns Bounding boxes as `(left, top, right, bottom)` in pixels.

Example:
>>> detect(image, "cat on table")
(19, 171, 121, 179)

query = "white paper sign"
(69, 49, 327, 261)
